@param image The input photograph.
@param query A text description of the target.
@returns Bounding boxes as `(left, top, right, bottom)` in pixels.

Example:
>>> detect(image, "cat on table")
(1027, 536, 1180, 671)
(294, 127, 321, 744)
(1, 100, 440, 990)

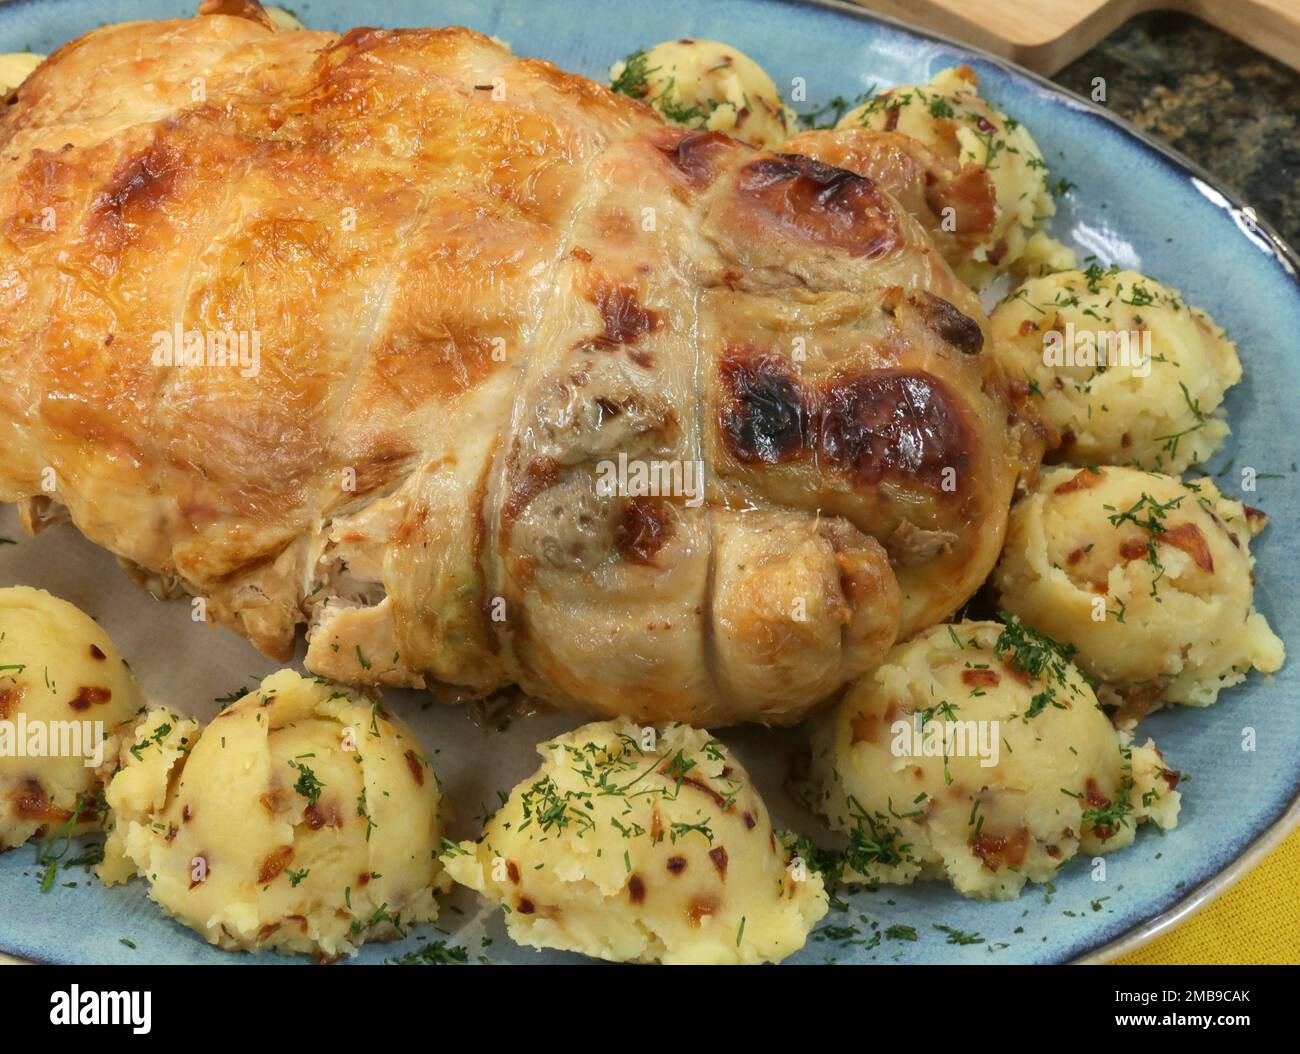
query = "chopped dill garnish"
(993, 613, 1081, 719)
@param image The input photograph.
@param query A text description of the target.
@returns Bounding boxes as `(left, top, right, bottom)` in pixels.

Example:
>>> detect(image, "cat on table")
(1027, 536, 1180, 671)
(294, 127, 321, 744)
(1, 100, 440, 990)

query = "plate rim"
(780, 0, 1300, 965)
(0, 0, 1296, 966)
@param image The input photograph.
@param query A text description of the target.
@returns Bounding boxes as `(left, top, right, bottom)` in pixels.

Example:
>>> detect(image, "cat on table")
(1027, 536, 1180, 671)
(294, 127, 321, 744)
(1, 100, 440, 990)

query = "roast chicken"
(0, 1, 1042, 725)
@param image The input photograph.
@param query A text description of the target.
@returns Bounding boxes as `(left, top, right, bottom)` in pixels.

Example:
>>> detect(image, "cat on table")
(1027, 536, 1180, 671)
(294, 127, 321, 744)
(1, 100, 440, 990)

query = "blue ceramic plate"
(1, 0, 1296, 966)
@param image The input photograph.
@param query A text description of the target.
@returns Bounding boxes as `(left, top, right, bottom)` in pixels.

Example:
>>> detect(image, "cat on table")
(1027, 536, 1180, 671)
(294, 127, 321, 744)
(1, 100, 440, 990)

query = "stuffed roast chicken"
(0, 1, 1042, 725)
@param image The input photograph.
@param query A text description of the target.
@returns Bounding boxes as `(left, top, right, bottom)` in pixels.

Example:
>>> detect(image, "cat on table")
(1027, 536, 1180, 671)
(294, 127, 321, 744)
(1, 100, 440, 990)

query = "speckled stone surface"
(1054, 11, 1300, 249)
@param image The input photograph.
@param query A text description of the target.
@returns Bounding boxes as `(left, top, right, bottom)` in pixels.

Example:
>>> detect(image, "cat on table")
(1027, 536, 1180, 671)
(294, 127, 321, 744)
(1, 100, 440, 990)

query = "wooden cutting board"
(853, 0, 1300, 75)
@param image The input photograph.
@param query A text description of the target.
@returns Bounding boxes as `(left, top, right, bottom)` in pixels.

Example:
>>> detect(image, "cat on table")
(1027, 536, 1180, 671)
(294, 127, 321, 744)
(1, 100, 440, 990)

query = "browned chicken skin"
(0, 4, 1042, 725)
(783, 127, 999, 271)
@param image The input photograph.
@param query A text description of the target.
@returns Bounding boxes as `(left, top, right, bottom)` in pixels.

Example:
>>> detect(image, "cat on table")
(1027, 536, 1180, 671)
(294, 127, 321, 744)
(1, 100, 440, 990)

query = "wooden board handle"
(1188, 0, 1300, 74)
(853, 0, 1300, 75)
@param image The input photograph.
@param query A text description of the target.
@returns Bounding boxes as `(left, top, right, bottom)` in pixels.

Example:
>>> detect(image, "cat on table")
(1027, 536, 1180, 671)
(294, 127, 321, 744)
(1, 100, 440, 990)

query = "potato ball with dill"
(804, 620, 1181, 901)
(264, 6, 306, 30)
(0, 52, 43, 95)
(99, 669, 450, 960)
(989, 265, 1242, 472)
(443, 719, 827, 964)
(609, 39, 797, 149)
(993, 465, 1283, 721)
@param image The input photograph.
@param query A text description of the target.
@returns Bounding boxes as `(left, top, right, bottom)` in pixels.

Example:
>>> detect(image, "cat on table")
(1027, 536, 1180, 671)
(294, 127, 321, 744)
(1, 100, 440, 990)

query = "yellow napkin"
(1115, 824, 1300, 964)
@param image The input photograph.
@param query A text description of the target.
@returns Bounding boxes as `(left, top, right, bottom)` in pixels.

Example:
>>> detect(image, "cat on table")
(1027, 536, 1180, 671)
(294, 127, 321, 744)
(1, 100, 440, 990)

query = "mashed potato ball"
(994, 466, 1283, 719)
(0, 587, 144, 851)
(610, 39, 797, 149)
(0, 53, 43, 95)
(444, 719, 827, 964)
(839, 66, 1074, 286)
(806, 621, 1181, 901)
(990, 266, 1242, 472)
(99, 669, 449, 960)
(264, 6, 306, 30)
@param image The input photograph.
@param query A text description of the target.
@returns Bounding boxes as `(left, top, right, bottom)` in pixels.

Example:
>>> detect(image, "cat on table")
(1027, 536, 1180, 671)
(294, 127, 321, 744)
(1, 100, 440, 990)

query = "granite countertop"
(1054, 11, 1299, 249)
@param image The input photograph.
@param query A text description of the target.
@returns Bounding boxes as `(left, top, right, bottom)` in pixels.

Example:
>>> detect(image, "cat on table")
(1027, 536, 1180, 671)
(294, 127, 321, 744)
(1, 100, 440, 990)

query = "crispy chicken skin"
(781, 127, 999, 272)
(0, 3, 1042, 725)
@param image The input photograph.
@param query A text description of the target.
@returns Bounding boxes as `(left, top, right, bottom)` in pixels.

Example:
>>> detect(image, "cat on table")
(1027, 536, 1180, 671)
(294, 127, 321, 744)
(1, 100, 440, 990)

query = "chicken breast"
(0, 2, 1042, 725)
